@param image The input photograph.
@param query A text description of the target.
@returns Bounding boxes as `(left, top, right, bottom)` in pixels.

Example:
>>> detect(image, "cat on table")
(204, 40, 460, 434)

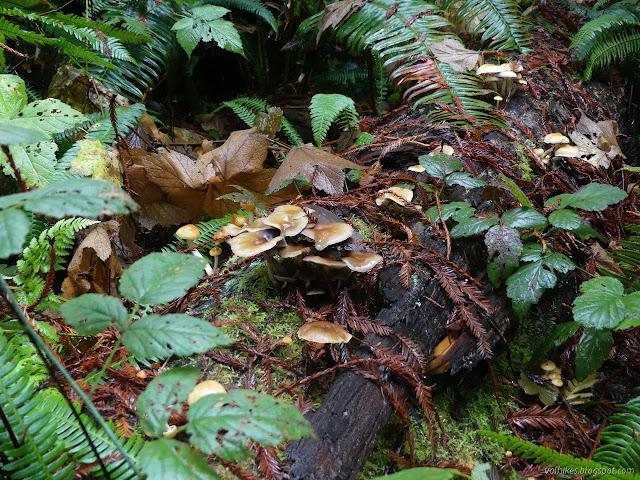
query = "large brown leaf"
(268, 144, 365, 195)
(204, 127, 270, 181)
(568, 112, 625, 168)
(317, 0, 367, 43)
(429, 38, 480, 73)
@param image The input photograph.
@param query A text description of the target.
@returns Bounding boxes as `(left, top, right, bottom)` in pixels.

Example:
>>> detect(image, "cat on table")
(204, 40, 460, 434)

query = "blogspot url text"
(543, 467, 635, 476)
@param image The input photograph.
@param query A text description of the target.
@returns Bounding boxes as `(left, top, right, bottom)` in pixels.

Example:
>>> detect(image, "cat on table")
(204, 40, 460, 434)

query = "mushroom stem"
(262, 250, 288, 285)
(188, 242, 214, 276)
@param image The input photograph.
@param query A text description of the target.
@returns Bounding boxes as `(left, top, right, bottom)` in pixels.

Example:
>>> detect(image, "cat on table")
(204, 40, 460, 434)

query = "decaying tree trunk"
(286, 233, 511, 479)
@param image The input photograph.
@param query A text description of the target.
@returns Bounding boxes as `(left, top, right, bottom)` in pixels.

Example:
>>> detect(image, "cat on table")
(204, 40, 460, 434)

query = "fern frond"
(570, 4, 640, 60)
(223, 97, 304, 145)
(0, 332, 76, 480)
(584, 29, 640, 80)
(477, 431, 637, 479)
(164, 212, 242, 253)
(593, 395, 640, 471)
(211, 0, 278, 34)
(13, 217, 98, 309)
(442, 0, 532, 52)
(309, 93, 358, 146)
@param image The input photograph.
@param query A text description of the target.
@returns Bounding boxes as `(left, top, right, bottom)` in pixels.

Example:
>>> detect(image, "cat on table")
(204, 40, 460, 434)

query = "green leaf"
(499, 174, 531, 208)
(485, 225, 522, 286)
(119, 252, 206, 305)
(444, 172, 486, 189)
(187, 390, 312, 461)
(0, 74, 27, 121)
(450, 216, 497, 238)
(425, 202, 475, 223)
(618, 292, 640, 329)
(501, 207, 548, 230)
(60, 294, 128, 334)
(520, 243, 544, 262)
(137, 368, 200, 437)
(576, 328, 613, 380)
(8, 98, 88, 137)
(0, 124, 47, 145)
(3, 141, 58, 187)
(548, 209, 582, 230)
(139, 438, 220, 480)
(0, 208, 30, 258)
(173, 6, 243, 58)
(0, 178, 137, 218)
(506, 259, 557, 317)
(542, 253, 575, 274)
(122, 314, 233, 359)
(370, 467, 464, 480)
(418, 153, 462, 179)
(545, 183, 627, 211)
(573, 277, 626, 329)
(530, 321, 581, 365)
(518, 372, 559, 406)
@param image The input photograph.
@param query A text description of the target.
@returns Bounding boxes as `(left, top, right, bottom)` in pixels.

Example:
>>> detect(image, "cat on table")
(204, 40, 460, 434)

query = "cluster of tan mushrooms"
(476, 61, 526, 106)
(540, 359, 564, 387)
(533, 132, 580, 164)
(212, 204, 383, 286)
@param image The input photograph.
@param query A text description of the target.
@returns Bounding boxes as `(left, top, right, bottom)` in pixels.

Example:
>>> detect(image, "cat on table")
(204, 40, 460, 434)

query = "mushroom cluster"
(533, 132, 580, 164)
(540, 360, 563, 387)
(216, 204, 383, 286)
(476, 61, 526, 101)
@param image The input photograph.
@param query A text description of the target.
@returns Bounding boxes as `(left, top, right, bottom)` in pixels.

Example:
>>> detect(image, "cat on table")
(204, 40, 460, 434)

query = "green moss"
(349, 216, 376, 241)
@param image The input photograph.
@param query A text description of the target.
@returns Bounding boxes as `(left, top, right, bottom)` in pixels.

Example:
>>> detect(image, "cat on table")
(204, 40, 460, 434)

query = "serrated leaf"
(60, 294, 128, 334)
(173, 6, 243, 58)
(501, 207, 548, 230)
(119, 252, 206, 305)
(370, 467, 462, 480)
(506, 260, 558, 317)
(450, 216, 497, 238)
(3, 141, 57, 187)
(0, 178, 137, 218)
(543, 253, 575, 274)
(139, 438, 220, 480)
(137, 368, 200, 437)
(0, 124, 47, 145)
(573, 277, 626, 329)
(530, 321, 581, 365)
(444, 171, 486, 189)
(520, 243, 544, 262)
(122, 313, 233, 359)
(485, 225, 522, 286)
(0, 74, 27, 120)
(8, 98, 88, 137)
(549, 209, 582, 230)
(187, 390, 311, 461)
(418, 153, 462, 179)
(545, 183, 627, 211)
(576, 328, 613, 380)
(0, 208, 30, 258)
(425, 201, 475, 223)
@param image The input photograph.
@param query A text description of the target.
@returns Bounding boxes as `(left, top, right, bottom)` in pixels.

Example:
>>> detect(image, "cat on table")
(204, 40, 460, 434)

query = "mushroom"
(493, 94, 503, 108)
(542, 132, 575, 159)
(176, 224, 214, 276)
(375, 186, 414, 208)
(424, 332, 458, 374)
(554, 145, 580, 158)
(301, 222, 354, 251)
(408, 145, 454, 172)
(297, 321, 352, 350)
(187, 380, 227, 406)
(213, 224, 242, 242)
(497, 70, 518, 97)
(272, 205, 308, 219)
(227, 229, 284, 256)
(340, 251, 383, 273)
(278, 245, 311, 258)
(264, 212, 309, 237)
(302, 255, 349, 269)
(408, 164, 426, 173)
(240, 200, 259, 223)
(540, 360, 556, 372)
(209, 246, 222, 273)
(230, 214, 248, 227)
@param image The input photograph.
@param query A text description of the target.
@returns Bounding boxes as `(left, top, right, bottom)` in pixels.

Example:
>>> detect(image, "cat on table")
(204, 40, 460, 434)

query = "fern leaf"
(309, 93, 358, 146)
(442, 0, 532, 52)
(584, 29, 640, 80)
(211, 0, 278, 34)
(593, 396, 640, 471)
(0, 333, 76, 480)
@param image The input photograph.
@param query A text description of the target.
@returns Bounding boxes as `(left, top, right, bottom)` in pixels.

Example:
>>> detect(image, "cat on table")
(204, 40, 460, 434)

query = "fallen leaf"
(429, 38, 480, 73)
(138, 203, 191, 229)
(205, 127, 270, 181)
(591, 243, 624, 276)
(316, 0, 368, 43)
(62, 221, 123, 299)
(137, 113, 172, 145)
(568, 112, 625, 168)
(268, 144, 365, 195)
(70, 140, 123, 186)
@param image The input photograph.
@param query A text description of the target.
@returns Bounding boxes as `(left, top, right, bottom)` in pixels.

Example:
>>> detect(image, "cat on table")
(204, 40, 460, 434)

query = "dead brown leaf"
(268, 144, 365, 195)
(62, 221, 123, 299)
(317, 0, 368, 43)
(568, 112, 625, 168)
(429, 38, 480, 72)
(203, 127, 270, 181)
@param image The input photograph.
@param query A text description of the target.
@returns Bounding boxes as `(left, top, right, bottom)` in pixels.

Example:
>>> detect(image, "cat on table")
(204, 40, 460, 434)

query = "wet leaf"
(501, 207, 548, 230)
(573, 277, 626, 329)
(139, 438, 219, 480)
(267, 144, 364, 195)
(0, 124, 47, 145)
(576, 328, 613, 380)
(0, 208, 30, 257)
(60, 294, 128, 334)
(450, 216, 497, 238)
(429, 38, 481, 72)
(545, 183, 626, 211)
(548, 209, 582, 230)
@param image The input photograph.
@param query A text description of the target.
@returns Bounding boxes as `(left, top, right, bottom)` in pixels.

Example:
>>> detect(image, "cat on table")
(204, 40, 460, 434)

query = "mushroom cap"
(554, 145, 580, 157)
(302, 222, 354, 251)
(375, 186, 414, 207)
(543, 132, 570, 144)
(239, 217, 272, 232)
(540, 360, 556, 371)
(264, 212, 309, 236)
(187, 380, 227, 406)
(230, 214, 248, 227)
(209, 246, 222, 256)
(213, 224, 243, 241)
(493, 95, 504, 101)
(176, 224, 200, 241)
(429, 145, 455, 156)
(341, 251, 383, 273)
(497, 70, 518, 78)
(476, 64, 511, 75)
(273, 205, 307, 219)
(408, 164, 426, 173)
(227, 230, 283, 256)
(484, 75, 500, 82)
(297, 321, 352, 344)
(551, 378, 564, 387)
(278, 245, 311, 258)
(302, 255, 349, 268)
